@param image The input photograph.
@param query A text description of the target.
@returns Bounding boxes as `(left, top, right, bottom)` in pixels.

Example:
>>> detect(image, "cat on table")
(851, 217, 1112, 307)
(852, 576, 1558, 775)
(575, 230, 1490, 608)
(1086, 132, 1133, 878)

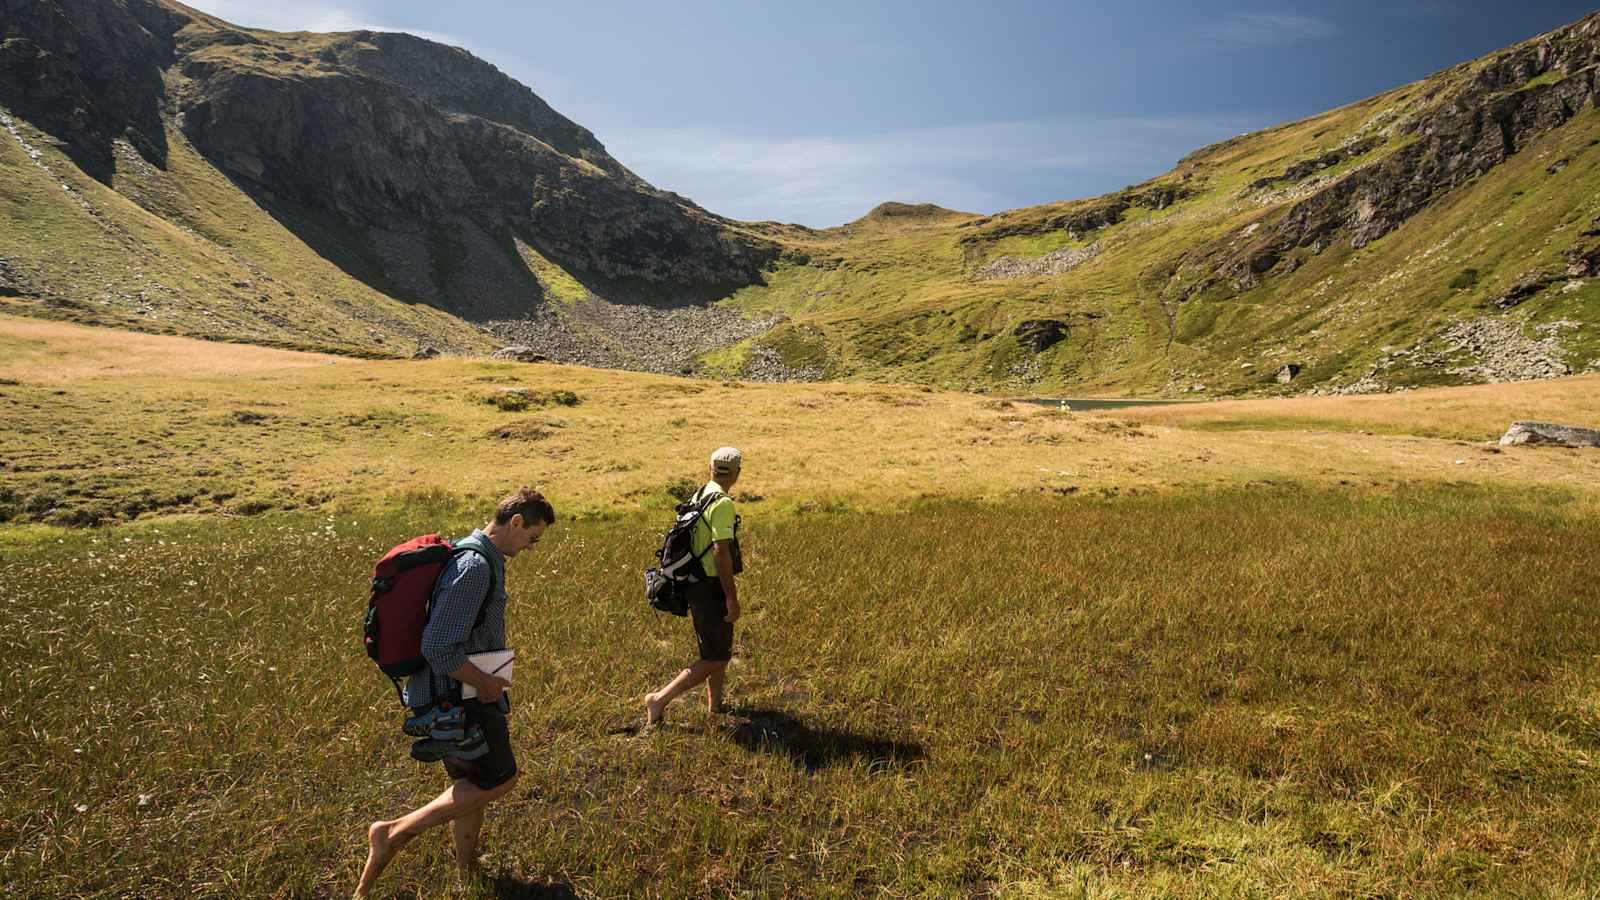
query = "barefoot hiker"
(646, 447, 744, 725)
(357, 488, 556, 898)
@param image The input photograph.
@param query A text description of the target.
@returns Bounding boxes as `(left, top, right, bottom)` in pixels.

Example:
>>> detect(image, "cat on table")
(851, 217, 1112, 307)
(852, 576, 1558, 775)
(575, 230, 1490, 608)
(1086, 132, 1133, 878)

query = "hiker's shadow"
(487, 872, 579, 899)
(724, 706, 926, 773)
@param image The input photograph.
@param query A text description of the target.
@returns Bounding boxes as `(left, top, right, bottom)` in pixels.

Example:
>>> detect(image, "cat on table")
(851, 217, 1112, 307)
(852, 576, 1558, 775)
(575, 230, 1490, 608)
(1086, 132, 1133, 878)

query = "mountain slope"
(1, 1, 1598, 392)
(0, 0, 775, 356)
(715, 11, 1600, 394)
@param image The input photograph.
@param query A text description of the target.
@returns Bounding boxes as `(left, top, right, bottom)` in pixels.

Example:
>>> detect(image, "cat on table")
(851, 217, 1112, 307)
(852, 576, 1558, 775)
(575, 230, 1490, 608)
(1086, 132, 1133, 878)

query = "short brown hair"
(494, 487, 555, 526)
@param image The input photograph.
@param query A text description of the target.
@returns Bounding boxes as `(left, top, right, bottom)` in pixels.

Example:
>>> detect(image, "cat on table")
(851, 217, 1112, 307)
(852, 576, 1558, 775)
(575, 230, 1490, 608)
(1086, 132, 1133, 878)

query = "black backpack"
(644, 488, 738, 615)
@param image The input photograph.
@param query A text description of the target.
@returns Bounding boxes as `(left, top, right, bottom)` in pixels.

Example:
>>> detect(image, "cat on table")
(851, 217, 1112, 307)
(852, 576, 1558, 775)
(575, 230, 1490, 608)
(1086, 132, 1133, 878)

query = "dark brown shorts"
(442, 698, 517, 790)
(687, 579, 734, 663)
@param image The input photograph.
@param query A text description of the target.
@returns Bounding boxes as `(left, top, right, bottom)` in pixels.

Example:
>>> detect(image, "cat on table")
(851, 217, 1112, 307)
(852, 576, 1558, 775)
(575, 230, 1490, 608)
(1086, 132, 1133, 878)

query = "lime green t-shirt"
(691, 482, 737, 578)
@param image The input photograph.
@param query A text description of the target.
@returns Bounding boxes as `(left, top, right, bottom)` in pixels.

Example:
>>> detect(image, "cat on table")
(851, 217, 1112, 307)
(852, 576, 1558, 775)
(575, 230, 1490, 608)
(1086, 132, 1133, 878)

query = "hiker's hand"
(724, 601, 740, 623)
(478, 676, 511, 703)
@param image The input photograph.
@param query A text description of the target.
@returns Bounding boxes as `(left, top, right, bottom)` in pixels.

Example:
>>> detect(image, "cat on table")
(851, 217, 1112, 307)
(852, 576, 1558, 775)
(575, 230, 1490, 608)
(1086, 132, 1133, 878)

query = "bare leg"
(451, 807, 486, 876)
(645, 661, 722, 724)
(356, 774, 518, 898)
(706, 662, 727, 713)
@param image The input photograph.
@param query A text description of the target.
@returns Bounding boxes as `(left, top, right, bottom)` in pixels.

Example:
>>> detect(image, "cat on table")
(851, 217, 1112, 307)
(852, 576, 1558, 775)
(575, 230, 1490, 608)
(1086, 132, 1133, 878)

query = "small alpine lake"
(1014, 397, 1209, 411)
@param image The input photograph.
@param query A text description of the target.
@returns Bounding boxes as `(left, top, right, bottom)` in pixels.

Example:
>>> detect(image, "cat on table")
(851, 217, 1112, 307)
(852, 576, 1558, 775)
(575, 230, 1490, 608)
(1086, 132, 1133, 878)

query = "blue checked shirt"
(403, 530, 508, 709)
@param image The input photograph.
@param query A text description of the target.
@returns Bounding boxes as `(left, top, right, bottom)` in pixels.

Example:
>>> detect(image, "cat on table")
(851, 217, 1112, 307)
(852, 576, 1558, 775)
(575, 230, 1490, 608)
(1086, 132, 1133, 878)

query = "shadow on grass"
(487, 872, 579, 899)
(724, 707, 927, 773)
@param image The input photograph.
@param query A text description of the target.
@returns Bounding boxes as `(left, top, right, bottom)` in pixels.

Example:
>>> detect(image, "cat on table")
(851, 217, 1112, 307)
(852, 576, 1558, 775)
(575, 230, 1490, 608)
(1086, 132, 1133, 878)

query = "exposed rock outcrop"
(1499, 421, 1600, 447)
(1185, 15, 1600, 298)
(4, 0, 777, 321)
(961, 186, 1189, 246)
(168, 22, 777, 316)
(1249, 138, 1380, 190)
(977, 243, 1101, 280)
(0, 256, 37, 297)
(0, 0, 181, 181)
(1012, 319, 1069, 353)
(482, 298, 783, 376)
(489, 346, 548, 363)
(1439, 317, 1571, 382)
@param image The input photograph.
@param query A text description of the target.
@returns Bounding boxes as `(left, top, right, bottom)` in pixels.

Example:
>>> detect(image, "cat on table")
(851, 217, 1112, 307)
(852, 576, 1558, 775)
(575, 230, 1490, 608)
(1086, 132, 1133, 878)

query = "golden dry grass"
(1116, 375, 1600, 439)
(3, 316, 1598, 534)
(4, 319, 1600, 897)
(3, 484, 1599, 897)
(0, 316, 350, 379)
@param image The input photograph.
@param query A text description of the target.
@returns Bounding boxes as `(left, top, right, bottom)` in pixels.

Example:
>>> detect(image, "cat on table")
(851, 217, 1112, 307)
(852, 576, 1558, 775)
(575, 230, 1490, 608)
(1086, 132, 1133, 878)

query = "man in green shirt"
(645, 446, 743, 725)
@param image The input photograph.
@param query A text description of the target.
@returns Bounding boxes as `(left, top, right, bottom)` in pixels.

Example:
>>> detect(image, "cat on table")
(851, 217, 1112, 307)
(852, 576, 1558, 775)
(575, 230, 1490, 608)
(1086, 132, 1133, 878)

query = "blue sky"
(183, 1, 1598, 227)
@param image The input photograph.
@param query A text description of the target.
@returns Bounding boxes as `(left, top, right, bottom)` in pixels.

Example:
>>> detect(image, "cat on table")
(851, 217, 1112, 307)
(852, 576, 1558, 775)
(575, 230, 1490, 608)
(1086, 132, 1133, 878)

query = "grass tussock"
(482, 387, 581, 412)
(2, 485, 1599, 896)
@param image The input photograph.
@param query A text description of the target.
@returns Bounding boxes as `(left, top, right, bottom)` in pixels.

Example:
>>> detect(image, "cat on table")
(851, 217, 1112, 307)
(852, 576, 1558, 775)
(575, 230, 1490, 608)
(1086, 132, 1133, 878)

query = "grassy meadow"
(4, 317, 1600, 897)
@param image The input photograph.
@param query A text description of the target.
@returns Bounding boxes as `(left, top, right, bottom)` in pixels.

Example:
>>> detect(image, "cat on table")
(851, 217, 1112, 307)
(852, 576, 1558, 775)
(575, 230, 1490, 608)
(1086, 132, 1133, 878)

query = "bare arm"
(446, 662, 510, 702)
(713, 540, 739, 622)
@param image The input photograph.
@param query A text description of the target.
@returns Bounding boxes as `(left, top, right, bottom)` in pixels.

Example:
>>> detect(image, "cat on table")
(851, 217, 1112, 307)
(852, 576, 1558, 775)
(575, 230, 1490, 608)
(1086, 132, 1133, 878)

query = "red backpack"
(363, 534, 490, 704)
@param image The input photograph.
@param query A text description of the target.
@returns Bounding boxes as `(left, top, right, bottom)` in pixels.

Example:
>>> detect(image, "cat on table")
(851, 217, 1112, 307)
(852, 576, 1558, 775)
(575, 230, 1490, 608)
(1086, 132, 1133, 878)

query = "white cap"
(710, 446, 743, 475)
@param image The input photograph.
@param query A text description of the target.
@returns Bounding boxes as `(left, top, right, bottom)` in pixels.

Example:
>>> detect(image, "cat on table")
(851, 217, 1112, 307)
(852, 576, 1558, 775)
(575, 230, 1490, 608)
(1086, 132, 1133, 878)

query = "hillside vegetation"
(722, 15, 1600, 393)
(0, 0, 771, 358)
(5, 3, 1600, 393)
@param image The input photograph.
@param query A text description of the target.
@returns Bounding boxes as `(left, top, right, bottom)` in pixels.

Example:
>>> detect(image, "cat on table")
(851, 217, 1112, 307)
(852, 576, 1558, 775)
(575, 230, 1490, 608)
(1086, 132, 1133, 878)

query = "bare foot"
(644, 691, 667, 726)
(355, 821, 396, 898)
(453, 857, 484, 892)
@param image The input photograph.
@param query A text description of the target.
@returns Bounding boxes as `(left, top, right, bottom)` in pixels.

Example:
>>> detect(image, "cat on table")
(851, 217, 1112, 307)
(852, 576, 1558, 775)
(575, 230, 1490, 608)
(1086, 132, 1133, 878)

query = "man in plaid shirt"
(357, 488, 555, 898)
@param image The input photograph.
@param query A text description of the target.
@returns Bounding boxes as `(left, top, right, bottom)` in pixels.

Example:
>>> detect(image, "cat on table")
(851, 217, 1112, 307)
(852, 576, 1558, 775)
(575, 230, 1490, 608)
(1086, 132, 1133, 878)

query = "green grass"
(1180, 415, 1481, 441)
(1514, 70, 1567, 93)
(516, 240, 589, 305)
(4, 484, 1600, 897)
(0, 108, 490, 356)
(695, 338, 754, 377)
(980, 228, 1093, 261)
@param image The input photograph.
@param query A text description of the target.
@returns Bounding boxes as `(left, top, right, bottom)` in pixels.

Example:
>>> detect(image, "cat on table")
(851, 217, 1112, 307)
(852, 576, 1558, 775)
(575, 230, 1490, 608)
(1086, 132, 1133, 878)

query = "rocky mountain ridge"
(2, 0, 776, 325)
(2, 1, 1598, 393)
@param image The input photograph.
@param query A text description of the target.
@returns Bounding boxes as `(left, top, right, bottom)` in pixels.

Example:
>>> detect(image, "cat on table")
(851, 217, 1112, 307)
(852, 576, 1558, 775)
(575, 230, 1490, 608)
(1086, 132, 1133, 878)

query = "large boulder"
(1499, 421, 1600, 448)
(490, 345, 548, 363)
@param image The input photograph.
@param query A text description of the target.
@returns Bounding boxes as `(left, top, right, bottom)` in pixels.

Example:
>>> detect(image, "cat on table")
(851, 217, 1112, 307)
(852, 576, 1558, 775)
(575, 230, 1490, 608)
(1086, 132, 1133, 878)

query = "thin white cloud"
(1200, 13, 1340, 47)
(181, 0, 473, 49)
(605, 116, 1267, 227)
(178, 0, 586, 107)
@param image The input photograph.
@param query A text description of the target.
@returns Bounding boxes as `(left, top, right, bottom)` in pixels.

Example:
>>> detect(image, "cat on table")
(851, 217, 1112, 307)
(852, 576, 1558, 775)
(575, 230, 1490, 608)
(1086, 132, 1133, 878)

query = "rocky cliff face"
(0, 0, 182, 181)
(2, 0, 775, 320)
(1178, 14, 1600, 300)
(5, 1, 1598, 392)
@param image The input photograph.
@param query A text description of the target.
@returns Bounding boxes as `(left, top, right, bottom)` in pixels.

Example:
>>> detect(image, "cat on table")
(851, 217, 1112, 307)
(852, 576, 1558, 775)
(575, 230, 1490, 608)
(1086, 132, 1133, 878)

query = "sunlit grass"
(2, 485, 1598, 896)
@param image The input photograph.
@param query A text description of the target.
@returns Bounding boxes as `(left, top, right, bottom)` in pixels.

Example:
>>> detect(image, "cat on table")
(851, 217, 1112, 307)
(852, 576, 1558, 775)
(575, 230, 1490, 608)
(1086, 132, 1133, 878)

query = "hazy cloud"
(179, 1, 582, 107)
(182, 0, 473, 49)
(1200, 12, 1340, 47)
(605, 115, 1268, 227)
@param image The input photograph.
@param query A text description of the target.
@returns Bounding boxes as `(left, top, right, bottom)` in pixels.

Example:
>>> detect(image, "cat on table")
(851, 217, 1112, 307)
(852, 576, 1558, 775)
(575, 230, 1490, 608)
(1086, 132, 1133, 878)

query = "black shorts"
(442, 698, 517, 790)
(687, 579, 734, 663)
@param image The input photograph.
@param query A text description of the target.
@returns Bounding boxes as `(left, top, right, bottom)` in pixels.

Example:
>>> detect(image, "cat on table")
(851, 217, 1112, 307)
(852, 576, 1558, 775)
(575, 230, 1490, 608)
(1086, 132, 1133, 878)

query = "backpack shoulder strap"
(687, 489, 732, 564)
(446, 545, 497, 629)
